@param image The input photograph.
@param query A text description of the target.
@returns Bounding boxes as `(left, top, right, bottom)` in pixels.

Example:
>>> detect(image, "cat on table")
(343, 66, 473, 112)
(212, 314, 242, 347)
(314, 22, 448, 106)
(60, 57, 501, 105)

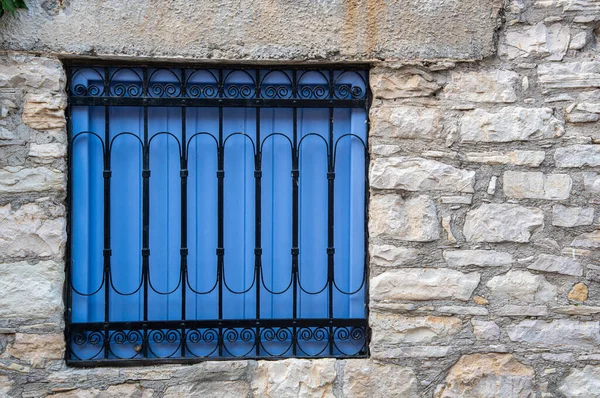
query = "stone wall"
(1, 0, 600, 397)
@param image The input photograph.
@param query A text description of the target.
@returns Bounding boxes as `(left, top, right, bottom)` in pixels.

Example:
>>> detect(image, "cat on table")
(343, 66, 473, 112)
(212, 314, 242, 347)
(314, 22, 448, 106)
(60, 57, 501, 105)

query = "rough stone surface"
(568, 282, 589, 302)
(369, 195, 440, 242)
(552, 205, 595, 227)
(555, 145, 600, 168)
(459, 107, 565, 142)
(6, 333, 64, 368)
(164, 381, 249, 398)
(539, 61, 600, 91)
(463, 204, 544, 243)
(342, 360, 418, 398)
(251, 359, 336, 397)
(559, 366, 600, 398)
(0, 0, 504, 61)
(371, 68, 440, 99)
(507, 320, 600, 349)
(486, 270, 557, 304)
(464, 150, 545, 167)
(503, 171, 572, 200)
(443, 250, 513, 267)
(52, 384, 154, 398)
(371, 268, 480, 302)
(444, 70, 519, 103)
(571, 230, 600, 247)
(527, 254, 583, 276)
(0, 166, 64, 193)
(472, 320, 501, 341)
(371, 157, 475, 193)
(21, 93, 66, 131)
(434, 354, 535, 398)
(371, 106, 444, 140)
(370, 245, 419, 268)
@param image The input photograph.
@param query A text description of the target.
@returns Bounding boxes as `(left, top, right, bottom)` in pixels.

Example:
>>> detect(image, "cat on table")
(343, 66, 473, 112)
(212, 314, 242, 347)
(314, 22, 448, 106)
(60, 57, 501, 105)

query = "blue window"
(66, 64, 369, 363)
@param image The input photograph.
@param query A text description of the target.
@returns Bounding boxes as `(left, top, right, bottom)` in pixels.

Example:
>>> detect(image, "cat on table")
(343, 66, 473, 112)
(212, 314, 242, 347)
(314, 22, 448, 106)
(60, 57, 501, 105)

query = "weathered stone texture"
(538, 61, 600, 91)
(371, 157, 475, 193)
(21, 93, 66, 131)
(527, 254, 583, 276)
(371, 106, 444, 140)
(486, 270, 557, 304)
(459, 107, 564, 142)
(568, 282, 589, 302)
(434, 354, 535, 398)
(0, 202, 66, 260)
(443, 250, 513, 267)
(369, 195, 439, 242)
(0, 260, 64, 320)
(463, 204, 544, 243)
(0, 0, 505, 61)
(559, 366, 600, 398)
(464, 150, 545, 167)
(251, 359, 336, 397)
(507, 320, 600, 349)
(371, 268, 480, 302)
(371, 68, 440, 99)
(472, 320, 501, 341)
(0, 166, 64, 193)
(552, 205, 594, 227)
(503, 171, 572, 200)
(555, 145, 600, 167)
(371, 245, 419, 268)
(444, 70, 518, 103)
(5, 333, 64, 368)
(342, 360, 418, 398)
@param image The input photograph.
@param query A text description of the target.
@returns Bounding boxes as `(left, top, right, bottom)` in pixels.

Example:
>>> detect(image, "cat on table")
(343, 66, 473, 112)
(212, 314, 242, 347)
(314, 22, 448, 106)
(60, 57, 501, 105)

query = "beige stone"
(0, 260, 64, 320)
(444, 70, 518, 103)
(0, 166, 64, 193)
(371, 268, 480, 302)
(342, 360, 418, 398)
(370, 245, 419, 268)
(463, 204, 544, 243)
(370, 314, 462, 347)
(552, 306, 600, 315)
(459, 107, 564, 142)
(21, 93, 66, 130)
(52, 384, 154, 398)
(371, 157, 475, 193)
(503, 171, 572, 200)
(568, 282, 589, 302)
(371, 67, 440, 99)
(369, 195, 439, 242)
(434, 354, 535, 398)
(370, 106, 444, 140)
(486, 270, 557, 304)
(473, 296, 489, 305)
(163, 381, 249, 398)
(7, 333, 64, 368)
(251, 359, 336, 398)
(0, 203, 66, 259)
(464, 150, 545, 167)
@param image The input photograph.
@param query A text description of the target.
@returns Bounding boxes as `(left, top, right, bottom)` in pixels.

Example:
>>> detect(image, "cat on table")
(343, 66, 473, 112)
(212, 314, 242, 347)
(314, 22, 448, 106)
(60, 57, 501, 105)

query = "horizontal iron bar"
(69, 318, 368, 332)
(69, 97, 367, 108)
(68, 352, 368, 367)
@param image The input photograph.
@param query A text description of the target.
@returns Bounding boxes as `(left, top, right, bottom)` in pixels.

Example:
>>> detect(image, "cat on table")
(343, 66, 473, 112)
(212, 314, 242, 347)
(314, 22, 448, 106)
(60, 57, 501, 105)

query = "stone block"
(0, 203, 66, 260)
(370, 268, 480, 302)
(370, 245, 419, 268)
(538, 62, 600, 91)
(507, 320, 600, 349)
(0, 260, 64, 320)
(500, 23, 550, 59)
(21, 93, 66, 130)
(369, 195, 439, 242)
(251, 359, 336, 398)
(0, 166, 64, 193)
(434, 354, 535, 398)
(486, 270, 557, 304)
(459, 107, 564, 142)
(583, 172, 600, 193)
(559, 366, 600, 398)
(28, 143, 66, 158)
(53, 384, 154, 398)
(555, 145, 600, 167)
(464, 150, 545, 167)
(342, 360, 418, 398)
(571, 230, 600, 247)
(527, 254, 583, 276)
(164, 381, 249, 398)
(7, 333, 64, 368)
(443, 250, 513, 267)
(443, 69, 518, 103)
(463, 204, 544, 243)
(371, 157, 475, 193)
(503, 171, 572, 200)
(568, 282, 589, 302)
(370, 106, 444, 140)
(472, 320, 501, 340)
(371, 67, 440, 99)
(552, 205, 594, 227)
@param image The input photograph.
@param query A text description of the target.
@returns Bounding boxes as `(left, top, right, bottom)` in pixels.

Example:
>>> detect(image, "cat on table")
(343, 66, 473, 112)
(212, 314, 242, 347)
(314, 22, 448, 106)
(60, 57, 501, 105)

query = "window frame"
(64, 60, 371, 366)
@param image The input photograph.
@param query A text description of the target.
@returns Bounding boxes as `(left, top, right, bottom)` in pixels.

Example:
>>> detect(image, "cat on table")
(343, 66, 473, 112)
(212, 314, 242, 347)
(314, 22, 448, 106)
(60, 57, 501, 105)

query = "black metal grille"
(65, 63, 370, 365)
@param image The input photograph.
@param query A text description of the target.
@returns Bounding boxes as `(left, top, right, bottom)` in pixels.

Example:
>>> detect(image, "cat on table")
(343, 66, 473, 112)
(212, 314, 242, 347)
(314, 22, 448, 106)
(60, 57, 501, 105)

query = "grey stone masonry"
(1, 0, 600, 396)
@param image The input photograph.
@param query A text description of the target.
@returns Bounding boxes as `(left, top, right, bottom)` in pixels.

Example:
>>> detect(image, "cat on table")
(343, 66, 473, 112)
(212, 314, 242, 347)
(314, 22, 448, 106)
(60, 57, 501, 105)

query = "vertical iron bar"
(180, 89, 188, 357)
(142, 69, 150, 358)
(291, 70, 299, 356)
(254, 69, 262, 356)
(327, 70, 335, 355)
(217, 69, 225, 356)
(102, 81, 112, 358)
(363, 75, 371, 355)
